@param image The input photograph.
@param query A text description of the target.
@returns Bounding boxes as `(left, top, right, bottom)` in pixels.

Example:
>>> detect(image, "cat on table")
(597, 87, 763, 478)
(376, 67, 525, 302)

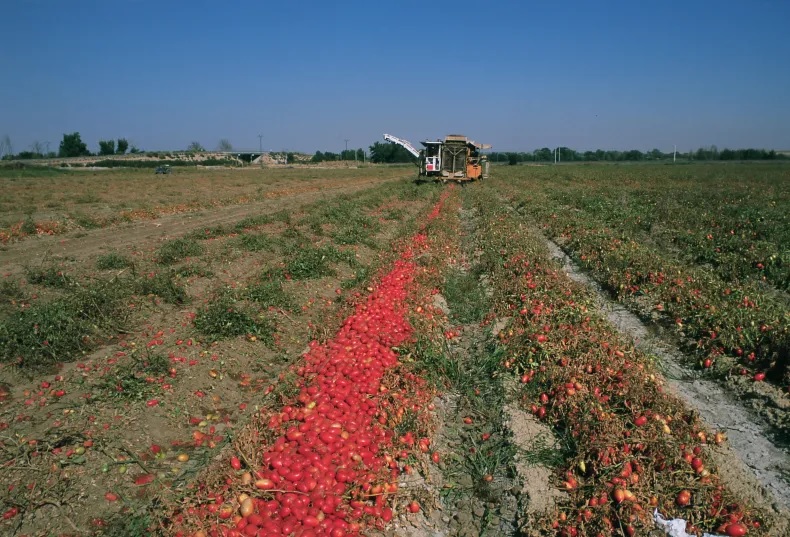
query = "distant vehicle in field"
(383, 133, 491, 182)
(155, 165, 171, 175)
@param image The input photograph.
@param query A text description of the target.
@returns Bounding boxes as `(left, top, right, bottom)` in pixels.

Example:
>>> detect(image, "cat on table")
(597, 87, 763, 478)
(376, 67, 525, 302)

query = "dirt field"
(0, 165, 411, 243)
(0, 165, 430, 535)
(1, 163, 787, 537)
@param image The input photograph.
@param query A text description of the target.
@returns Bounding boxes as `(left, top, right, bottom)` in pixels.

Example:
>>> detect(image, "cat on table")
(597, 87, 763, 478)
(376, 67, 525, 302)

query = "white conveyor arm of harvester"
(382, 134, 421, 158)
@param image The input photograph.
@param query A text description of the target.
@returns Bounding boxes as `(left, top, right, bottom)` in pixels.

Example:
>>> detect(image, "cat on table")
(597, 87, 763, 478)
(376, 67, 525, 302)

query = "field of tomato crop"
(496, 163, 789, 435)
(1, 162, 788, 537)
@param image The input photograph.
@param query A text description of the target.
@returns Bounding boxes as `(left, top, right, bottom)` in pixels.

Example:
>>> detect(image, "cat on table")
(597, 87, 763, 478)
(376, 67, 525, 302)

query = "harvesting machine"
(383, 133, 491, 182)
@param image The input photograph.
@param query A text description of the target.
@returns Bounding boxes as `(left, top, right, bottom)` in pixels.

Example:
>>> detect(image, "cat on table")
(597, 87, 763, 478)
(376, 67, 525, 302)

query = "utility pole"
(344, 139, 349, 161)
(673, 144, 677, 163)
(258, 134, 263, 168)
(45, 141, 50, 156)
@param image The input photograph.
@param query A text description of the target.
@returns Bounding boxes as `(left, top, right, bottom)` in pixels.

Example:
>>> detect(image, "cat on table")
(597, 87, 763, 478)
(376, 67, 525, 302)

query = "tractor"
(383, 133, 491, 182)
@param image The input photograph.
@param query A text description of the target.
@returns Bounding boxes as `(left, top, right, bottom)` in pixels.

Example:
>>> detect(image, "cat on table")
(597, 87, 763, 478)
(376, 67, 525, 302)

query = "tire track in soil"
(437, 205, 522, 537)
(0, 176, 403, 278)
(543, 237, 790, 535)
(379, 203, 528, 537)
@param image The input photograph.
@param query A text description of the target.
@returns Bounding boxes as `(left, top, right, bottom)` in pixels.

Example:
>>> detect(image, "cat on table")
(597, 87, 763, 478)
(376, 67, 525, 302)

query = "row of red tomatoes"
(175, 195, 451, 537)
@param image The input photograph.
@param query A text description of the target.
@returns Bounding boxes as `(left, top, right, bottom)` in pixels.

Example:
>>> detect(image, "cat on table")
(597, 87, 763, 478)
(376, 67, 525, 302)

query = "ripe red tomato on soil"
(3, 507, 19, 520)
(166, 222, 451, 535)
(724, 523, 748, 536)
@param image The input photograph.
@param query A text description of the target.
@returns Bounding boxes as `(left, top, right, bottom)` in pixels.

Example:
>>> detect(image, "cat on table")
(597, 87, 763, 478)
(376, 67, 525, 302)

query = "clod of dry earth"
(504, 400, 567, 524)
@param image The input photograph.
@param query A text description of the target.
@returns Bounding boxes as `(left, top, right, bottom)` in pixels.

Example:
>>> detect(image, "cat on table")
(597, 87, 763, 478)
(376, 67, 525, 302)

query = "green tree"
(98, 139, 116, 156)
(129, 145, 141, 154)
(15, 151, 43, 160)
(533, 148, 553, 162)
(116, 138, 129, 154)
(695, 147, 707, 160)
(508, 153, 519, 165)
(368, 141, 416, 163)
(187, 141, 205, 152)
(558, 147, 580, 161)
(59, 132, 90, 157)
(217, 139, 233, 152)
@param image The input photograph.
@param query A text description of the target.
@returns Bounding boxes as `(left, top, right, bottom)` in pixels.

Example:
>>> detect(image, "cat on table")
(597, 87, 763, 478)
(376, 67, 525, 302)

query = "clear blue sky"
(2, 0, 789, 153)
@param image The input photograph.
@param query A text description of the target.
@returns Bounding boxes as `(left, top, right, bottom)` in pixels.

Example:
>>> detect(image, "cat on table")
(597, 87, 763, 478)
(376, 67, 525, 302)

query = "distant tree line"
(1, 133, 786, 164)
(488, 146, 786, 164)
(312, 148, 365, 163)
(367, 142, 416, 163)
(0, 132, 139, 160)
(0, 133, 240, 161)
(363, 142, 786, 165)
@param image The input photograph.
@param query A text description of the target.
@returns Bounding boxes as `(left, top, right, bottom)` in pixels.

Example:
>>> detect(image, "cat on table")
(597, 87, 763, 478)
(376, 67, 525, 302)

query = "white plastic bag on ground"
(654, 509, 725, 537)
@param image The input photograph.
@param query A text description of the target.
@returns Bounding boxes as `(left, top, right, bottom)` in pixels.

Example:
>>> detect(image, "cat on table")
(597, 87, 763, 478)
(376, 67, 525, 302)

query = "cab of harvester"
(421, 141, 443, 176)
(383, 133, 491, 182)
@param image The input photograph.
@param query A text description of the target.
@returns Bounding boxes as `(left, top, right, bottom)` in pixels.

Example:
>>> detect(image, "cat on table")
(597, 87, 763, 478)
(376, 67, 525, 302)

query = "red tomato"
(134, 474, 155, 486)
(3, 507, 19, 520)
(725, 523, 748, 537)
